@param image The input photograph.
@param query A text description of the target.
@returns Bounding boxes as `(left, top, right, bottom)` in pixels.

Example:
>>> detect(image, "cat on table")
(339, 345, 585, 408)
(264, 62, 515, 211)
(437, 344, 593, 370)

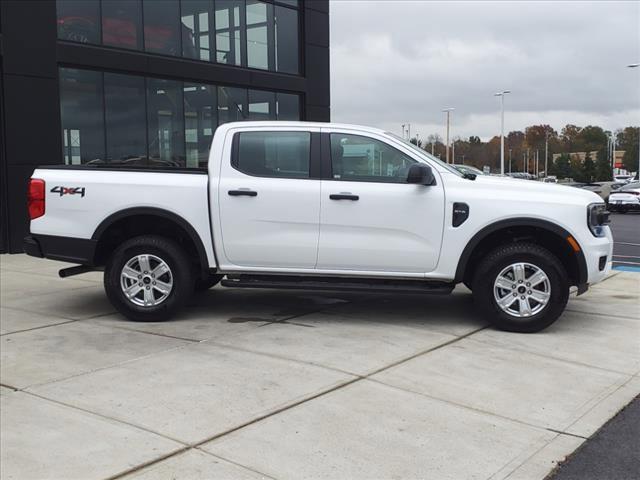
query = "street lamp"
(442, 108, 455, 163)
(495, 90, 511, 174)
(628, 63, 639, 178)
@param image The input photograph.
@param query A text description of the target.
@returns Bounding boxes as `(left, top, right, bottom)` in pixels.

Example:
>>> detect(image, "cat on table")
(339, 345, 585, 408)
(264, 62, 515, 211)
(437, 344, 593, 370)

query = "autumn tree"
(619, 127, 639, 174)
(561, 124, 583, 152)
(579, 125, 607, 151)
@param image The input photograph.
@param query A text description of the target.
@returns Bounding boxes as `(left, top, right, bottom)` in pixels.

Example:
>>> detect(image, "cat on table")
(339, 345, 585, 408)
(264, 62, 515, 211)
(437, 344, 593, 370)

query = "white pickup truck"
(24, 122, 613, 332)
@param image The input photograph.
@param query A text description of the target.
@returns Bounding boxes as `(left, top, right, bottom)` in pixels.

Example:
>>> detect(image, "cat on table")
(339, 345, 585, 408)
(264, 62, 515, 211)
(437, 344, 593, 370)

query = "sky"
(329, 0, 640, 141)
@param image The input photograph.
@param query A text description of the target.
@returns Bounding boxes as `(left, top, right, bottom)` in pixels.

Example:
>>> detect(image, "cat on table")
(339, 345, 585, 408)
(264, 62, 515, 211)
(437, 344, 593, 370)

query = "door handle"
(228, 190, 257, 197)
(330, 193, 359, 201)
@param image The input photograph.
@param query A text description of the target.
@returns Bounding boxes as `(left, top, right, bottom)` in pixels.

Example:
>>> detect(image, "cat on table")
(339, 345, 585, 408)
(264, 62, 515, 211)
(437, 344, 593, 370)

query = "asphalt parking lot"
(609, 212, 640, 270)
(1, 254, 639, 480)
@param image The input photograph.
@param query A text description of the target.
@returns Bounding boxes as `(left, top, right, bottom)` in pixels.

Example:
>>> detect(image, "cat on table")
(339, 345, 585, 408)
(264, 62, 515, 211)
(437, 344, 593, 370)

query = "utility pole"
(509, 149, 512, 174)
(526, 149, 530, 174)
(535, 150, 539, 178)
(628, 63, 640, 177)
(401, 124, 406, 139)
(442, 108, 454, 163)
(494, 90, 511, 174)
(431, 141, 435, 155)
(407, 123, 411, 141)
(452, 139, 456, 165)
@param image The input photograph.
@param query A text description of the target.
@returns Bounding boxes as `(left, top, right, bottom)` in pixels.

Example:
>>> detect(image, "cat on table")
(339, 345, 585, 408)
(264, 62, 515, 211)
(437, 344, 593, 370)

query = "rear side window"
(234, 131, 310, 178)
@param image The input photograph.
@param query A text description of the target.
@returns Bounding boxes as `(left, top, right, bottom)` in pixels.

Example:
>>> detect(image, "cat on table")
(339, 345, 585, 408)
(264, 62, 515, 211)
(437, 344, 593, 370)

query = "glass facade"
(59, 68, 301, 168)
(57, 0, 299, 74)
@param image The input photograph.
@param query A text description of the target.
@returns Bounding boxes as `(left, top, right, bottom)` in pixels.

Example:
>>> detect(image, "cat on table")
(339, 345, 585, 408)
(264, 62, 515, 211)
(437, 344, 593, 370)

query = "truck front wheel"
(104, 235, 195, 321)
(472, 243, 570, 333)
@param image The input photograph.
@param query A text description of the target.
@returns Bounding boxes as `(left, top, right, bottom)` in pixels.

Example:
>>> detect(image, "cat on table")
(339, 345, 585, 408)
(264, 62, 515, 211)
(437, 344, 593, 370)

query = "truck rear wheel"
(104, 235, 195, 321)
(472, 242, 569, 333)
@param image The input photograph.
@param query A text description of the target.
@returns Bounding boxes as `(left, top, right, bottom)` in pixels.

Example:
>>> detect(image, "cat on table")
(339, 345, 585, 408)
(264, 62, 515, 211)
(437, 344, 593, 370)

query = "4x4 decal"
(51, 186, 86, 197)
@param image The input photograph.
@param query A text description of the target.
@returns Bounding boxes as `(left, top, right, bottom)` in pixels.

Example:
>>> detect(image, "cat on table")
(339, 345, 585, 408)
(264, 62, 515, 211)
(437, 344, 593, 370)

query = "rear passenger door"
(218, 127, 321, 269)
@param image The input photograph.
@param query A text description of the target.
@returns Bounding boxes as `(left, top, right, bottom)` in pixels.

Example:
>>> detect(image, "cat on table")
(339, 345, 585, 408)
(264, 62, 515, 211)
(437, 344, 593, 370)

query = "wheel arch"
(91, 207, 210, 276)
(455, 218, 588, 289)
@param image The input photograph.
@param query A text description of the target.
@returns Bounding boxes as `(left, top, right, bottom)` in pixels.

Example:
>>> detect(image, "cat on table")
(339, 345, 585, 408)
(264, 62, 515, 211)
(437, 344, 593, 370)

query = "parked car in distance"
(608, 181, 640, 213)
(24, 122, 613, 333)
(613, 174, 634, 184)
(543, 176, 558, 183)
(576, 182, 615, 203)
(506, 172, 536, 180)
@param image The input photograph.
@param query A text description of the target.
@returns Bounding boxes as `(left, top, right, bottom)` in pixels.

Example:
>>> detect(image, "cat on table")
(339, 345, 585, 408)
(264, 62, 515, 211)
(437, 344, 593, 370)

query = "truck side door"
(217, 127, 321, 269)
(317, 130, 445, 274)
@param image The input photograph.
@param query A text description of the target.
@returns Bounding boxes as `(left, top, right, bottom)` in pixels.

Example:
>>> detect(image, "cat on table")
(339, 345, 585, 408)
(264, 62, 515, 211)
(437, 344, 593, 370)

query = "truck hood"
(467, 175, 604, 206)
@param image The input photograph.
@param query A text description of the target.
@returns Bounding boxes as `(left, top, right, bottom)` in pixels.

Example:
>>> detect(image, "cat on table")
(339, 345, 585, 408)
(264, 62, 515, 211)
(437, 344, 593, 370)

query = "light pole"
(628, 63, 639, 178)
(442, 108, 454, 163)
(544, 130, 550, 178)
(509, 149, 512, 174)
(494, 90, 511, 174)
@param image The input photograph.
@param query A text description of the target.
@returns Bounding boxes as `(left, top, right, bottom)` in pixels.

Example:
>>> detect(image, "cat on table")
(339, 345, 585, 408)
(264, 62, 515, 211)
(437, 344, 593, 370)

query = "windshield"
(385, 132, 463, 176)
(621, 182, 640, 191)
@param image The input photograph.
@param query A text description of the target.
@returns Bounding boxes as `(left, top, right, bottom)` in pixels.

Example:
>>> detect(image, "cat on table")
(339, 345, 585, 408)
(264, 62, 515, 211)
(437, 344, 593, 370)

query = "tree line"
(411, 124, 639, 182)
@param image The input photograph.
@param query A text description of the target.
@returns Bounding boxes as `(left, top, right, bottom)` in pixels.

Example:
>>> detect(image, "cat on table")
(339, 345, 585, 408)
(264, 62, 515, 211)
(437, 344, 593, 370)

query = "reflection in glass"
(276, 93, 299, 120)
(102, 0, 143, 50)
(218, 86, 247, 125)
(237, 131, 310, 178)
(57, 0, 100, 44)
(143, 0, 181, 56)
(248, 90, 276, 121)
(59, 68, 105, 164)
(246, 1, 272, 70)
(330, 133, 417, 183)
(215, 0, 243, 66)
(184, 84, 217, 167)
(181, 0, 212, 60)
(104, 73, 147, 163)
(147, 78, 185, 167)
(274, 6, 298, 74)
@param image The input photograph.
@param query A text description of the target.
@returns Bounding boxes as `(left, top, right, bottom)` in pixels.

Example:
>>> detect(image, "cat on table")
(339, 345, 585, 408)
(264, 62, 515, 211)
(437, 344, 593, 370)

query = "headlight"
(587, 203, 610, 237)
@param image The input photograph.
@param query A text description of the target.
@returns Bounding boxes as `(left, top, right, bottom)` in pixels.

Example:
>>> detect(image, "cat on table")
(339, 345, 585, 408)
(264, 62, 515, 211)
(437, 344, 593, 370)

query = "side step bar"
(221, 274, 454, 295)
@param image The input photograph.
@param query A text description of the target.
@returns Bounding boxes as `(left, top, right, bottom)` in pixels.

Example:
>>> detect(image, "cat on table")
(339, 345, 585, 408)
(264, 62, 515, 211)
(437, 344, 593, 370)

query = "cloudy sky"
(329, 0, 640, 141)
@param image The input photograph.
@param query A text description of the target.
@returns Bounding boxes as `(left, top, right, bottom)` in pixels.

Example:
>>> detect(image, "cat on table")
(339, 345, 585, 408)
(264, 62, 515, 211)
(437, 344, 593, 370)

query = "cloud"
(330, 0, 640, 140)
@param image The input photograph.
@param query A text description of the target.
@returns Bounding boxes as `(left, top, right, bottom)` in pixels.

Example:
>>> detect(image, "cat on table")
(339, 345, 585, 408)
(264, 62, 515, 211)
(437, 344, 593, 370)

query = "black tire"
(471, 242, 569, 333)
(104, 235, 195, 321)
(194, 273, 224, 291)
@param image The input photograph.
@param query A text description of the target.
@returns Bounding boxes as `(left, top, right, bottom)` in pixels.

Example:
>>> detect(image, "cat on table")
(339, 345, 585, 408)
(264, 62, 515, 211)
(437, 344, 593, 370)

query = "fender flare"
(454, 218, 588, 285)
(92, 207, 210, 272)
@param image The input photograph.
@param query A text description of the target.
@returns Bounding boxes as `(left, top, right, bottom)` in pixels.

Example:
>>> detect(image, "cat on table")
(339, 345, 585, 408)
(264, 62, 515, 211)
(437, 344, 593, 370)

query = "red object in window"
(28, 178, 45, 220)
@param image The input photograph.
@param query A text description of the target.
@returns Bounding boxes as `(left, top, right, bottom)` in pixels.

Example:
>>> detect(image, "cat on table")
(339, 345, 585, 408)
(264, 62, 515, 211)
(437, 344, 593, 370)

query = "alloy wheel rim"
(493, 262, 551, 318)
(120, 254, 173, 307)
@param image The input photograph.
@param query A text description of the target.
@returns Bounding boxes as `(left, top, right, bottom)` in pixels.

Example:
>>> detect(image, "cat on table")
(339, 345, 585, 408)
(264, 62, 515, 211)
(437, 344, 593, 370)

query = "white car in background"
(608, 181, 640, 213)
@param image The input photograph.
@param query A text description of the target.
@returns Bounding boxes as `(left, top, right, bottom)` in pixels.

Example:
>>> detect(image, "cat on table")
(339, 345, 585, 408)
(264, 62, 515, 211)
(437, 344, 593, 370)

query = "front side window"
(235, 131, 310, 178)
(330, 133, 417, 183)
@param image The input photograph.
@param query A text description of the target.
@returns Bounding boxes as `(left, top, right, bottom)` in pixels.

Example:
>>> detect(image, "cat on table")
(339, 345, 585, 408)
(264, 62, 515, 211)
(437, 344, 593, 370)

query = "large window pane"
(104, 73, 147, 163)
(215, 0, 243, 66)
(102, 0, 143, 50)
(57, 0, 100, 44)
(147, 78, 185, 167)
(143, 0, 181, 56)
(276, 93, 299, 120)
(248, 89, 276, 121)
(184, 83, 217, 168)
(181, 0, 212, 60)
(274, 6, 298, 74)
(235, 131, 310, 178)
(246, 1, 272, 70)
(59, 68, 105, 165)
(218, 86, 247, 124)
(330, 133, 417, 183)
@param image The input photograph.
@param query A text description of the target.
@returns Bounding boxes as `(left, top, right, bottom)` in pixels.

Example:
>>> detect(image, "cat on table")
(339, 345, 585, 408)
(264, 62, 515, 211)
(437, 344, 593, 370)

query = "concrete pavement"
(1, 254, 639, 480)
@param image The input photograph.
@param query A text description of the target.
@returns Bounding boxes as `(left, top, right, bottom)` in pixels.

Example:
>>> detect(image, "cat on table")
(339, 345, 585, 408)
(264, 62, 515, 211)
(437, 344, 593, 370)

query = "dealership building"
(0, 0, 330, 253)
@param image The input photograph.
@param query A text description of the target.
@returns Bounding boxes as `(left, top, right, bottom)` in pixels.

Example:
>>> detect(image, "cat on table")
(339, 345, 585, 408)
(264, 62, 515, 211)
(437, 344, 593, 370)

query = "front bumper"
(23, 234, 97, 265)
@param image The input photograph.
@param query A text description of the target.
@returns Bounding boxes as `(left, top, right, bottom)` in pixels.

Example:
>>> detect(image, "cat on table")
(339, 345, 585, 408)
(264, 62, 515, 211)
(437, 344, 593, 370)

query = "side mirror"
(407, 164, 435, 185)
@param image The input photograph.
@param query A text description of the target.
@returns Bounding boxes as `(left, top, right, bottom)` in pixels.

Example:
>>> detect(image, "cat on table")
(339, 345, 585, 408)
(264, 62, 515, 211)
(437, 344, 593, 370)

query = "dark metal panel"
(304, 9, 329, 47)
(304, 0, 329, 14)
(0, 0, 57, 78)
(3, 74, 62, 166)
(304, 44, 330, 108)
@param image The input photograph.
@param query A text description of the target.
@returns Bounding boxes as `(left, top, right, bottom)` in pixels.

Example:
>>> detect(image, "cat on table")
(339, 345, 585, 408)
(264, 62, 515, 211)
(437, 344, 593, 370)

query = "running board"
(221, 274, 454, 295)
